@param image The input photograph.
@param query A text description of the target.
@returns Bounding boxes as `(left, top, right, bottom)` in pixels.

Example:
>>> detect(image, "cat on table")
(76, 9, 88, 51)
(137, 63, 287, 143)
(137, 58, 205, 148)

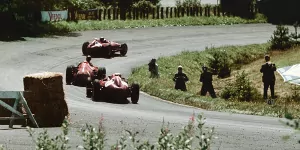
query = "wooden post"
(166, 7, 169, 18)
(139, 8, 143, 19)
(152, 7, 155, 19)
(187, 7, 190, 16)
(195, 7, 199, 16)
(133, 8, 136, 20)
(103, 9, 106, 20)
(181, 7, 184, 17)
(156, 6, 159, 19)
(99, 9, 102, 21)
(160, 7, 164, 19)
(217, 6, 221, 17)
(170, 7, 173, 18)
(146, 8, 149, 19)
(108, 8, 111, 20)
(174, 7, 177, 17)
(113, 8, 116, 20)
(135, 8, 140, 20)
(127, 8, 131, 20)
(190, 7, 194, 16)
(116, 8, 119, 20)
(200, 7, 202, 16)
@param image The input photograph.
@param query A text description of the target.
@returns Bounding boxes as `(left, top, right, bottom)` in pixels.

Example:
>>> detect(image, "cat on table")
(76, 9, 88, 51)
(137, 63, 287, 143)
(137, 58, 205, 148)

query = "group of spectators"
(148, 54, 277, 100)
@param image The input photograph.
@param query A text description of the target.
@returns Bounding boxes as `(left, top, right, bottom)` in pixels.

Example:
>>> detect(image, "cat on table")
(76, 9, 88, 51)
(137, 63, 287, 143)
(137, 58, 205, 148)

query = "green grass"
(128, 43, 300, 118)
(1, 14, 267, 41)
(53, 14, 266, 32)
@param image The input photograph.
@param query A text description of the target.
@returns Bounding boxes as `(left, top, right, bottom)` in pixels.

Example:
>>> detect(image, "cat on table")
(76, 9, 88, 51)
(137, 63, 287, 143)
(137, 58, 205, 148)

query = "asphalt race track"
(0, 24, 299, 150)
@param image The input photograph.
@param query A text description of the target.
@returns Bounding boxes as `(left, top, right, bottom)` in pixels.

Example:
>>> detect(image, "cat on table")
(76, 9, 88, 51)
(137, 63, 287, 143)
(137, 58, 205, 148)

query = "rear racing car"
(82, 37, 128, 58)
(86, 73, 140, 104)
(65, 61, 106, 87)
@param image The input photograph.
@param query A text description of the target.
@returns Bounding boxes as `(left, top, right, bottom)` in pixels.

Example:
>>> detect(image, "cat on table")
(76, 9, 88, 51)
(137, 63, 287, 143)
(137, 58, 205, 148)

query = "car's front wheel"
(120, 43, 128, 56)
(82, 42, 89, 56)
(66, 65, 74, 85)
(131, 83, 140, 104)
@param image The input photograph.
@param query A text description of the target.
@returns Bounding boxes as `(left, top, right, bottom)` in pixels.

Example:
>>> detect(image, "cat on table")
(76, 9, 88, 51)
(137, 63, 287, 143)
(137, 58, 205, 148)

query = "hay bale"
(23, 72, 69, 127)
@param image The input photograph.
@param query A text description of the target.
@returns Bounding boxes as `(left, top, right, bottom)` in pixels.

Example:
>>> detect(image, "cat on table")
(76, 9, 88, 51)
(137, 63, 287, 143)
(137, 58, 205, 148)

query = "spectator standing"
(200, 65, 217, 98)
(148, 58, 159, 78)
(173, 65, 189, 91)
(260, 54, 277, 99)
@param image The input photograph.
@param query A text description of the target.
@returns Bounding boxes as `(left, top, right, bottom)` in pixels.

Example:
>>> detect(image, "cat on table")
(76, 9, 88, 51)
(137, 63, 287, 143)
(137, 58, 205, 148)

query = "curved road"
(0, 24, 299, 150)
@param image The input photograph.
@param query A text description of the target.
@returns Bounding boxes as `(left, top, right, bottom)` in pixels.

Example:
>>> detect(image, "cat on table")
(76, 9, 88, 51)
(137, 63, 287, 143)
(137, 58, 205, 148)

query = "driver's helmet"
(100, 37, 104, 42)
(86, 55, 92, 61)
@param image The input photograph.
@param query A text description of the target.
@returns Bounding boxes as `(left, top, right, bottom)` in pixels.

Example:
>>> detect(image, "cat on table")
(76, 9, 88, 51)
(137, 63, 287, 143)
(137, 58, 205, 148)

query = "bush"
(207, 48, 231, 78)
(175, 0, 201, 7)
(270, 25, 292, 50)
(132, 0, 156, 9)
(257, 0, 300, 24)
(23, 113, 215, 150)
(220, 0, 255, 18)
(221, 71, 260, 101)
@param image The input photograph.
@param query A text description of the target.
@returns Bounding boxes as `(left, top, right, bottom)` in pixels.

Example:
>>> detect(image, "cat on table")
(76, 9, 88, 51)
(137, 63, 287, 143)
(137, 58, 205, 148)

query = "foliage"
(24, 113, 214, 150)
(220, 0, 255, 18)
(175, 0, 201, 7)
(132, 0, 156, 9)
(0, 15, 267, 41)
(128, 43, 288, 117)
(207, 48, 231, 78)
(27, 118, 70, 150)
(290, 22, 300, 45)
(269, 25, 292, 50)
(257, 0, 300, 24)
(0, 145, 4, 150)
(77, 115, 106, 150)
(221, 71, 261, 102)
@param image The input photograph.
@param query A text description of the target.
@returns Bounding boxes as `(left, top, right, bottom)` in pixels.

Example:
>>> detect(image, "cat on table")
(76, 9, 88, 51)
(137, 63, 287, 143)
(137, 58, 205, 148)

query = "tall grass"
(127, 43, 298, 118)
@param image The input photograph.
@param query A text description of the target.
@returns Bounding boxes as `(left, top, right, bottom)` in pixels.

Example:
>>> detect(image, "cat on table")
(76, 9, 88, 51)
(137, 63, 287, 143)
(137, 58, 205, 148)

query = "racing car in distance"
(82, 37, 128, 58)
(65, 61, 106, 88)
(87, 73, 140, 104)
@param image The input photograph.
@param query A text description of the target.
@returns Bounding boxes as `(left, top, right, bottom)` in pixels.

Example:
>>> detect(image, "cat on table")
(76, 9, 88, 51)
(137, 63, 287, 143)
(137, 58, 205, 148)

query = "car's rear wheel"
(66, 65, 74, 85)
(82, 42, 89, 56)
(86, 77, 93, 98)
(92, 79, 101, 101)
(97, 67, 106, 80)
(120, 43, 128, 56)
(131, 83, 140, 104)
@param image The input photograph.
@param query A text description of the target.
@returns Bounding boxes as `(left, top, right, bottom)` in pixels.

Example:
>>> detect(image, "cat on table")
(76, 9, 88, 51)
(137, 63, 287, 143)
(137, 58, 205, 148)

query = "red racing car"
(65, 61, 106, 87)
(87, 73, 140, 104)
(82, 38, 128, 58)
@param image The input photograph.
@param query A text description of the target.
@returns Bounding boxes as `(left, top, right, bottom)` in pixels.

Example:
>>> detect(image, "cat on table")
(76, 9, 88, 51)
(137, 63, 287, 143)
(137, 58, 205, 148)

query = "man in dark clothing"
(200, 65, 217, 98)
(260, 55, 277, 99)
(148, 58, 159, 78)
(173, 66, 189, 91)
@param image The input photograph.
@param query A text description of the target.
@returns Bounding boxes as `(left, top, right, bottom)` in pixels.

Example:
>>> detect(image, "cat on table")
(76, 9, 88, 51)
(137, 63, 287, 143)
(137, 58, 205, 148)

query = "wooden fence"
(68, 5, 259, 21)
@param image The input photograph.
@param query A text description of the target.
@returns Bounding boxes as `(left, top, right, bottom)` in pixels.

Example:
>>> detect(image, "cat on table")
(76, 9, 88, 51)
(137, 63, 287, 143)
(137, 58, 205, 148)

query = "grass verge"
(128, 43, 300, 118)
(1, 14, 267, 41)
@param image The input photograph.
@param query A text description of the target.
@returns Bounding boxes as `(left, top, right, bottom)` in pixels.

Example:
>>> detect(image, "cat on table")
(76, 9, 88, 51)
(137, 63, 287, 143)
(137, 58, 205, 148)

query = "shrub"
(290, 22, 300, 45)
(175, 0, 201, 7)
(27, 118, 70, 150)
(132, 0, 156, 9)
(24, 113, 215, 150)
(269, 25, 292, 50)
(207, 48, 231, 78)
(221, 71, 260, 101)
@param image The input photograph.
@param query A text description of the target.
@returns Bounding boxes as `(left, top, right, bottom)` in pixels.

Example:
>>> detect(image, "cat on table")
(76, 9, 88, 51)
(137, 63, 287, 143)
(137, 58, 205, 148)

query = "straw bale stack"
(23, 72, 69, 127)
